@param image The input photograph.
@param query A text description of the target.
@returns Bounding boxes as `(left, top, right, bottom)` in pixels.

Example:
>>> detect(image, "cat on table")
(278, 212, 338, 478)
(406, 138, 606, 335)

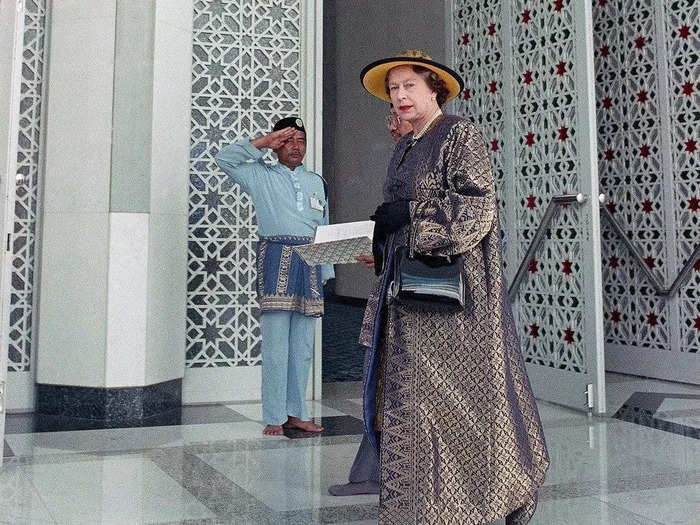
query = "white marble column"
(36, 0, 192, 421)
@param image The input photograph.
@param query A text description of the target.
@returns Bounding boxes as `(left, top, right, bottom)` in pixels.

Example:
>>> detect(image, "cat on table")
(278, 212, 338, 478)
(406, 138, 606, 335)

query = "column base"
(35, 378, 182, 430)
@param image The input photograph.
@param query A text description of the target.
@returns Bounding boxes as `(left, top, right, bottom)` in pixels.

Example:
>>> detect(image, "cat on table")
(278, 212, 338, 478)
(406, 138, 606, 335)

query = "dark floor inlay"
(180, 404, 249, 426)
(284, 415, 365, 439)
(3, 440, 13, 458)
(613, 392, 700, 439)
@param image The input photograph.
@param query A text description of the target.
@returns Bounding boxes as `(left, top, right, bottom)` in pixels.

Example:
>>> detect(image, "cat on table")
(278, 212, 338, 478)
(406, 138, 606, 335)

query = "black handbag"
(387, 245, 468, 311)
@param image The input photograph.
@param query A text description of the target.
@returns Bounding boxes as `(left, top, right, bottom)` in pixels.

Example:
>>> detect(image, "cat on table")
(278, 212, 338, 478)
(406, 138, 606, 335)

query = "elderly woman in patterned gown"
(358, 50, 550, 525)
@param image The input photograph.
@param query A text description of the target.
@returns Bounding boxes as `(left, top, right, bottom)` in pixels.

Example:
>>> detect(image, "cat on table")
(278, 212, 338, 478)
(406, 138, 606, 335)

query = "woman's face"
(386, 65, 437, 128)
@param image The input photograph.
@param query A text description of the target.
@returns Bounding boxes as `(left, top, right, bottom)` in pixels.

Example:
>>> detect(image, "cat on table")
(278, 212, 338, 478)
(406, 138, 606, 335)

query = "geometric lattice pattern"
(187, 0, 302, 367)
(595, 0, 700, 354)
(454, 0, 588, 373)
(8, 0, 47, 373)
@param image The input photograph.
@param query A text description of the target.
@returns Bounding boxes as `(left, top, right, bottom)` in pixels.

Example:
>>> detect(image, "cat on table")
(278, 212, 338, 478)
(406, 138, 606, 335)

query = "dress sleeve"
(408, 120, 496, 257)
(215, 140, 266, 195)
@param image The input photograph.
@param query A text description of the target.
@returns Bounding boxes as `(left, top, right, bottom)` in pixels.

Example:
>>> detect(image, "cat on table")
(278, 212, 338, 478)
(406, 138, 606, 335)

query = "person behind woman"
(358, 50, 550, 524)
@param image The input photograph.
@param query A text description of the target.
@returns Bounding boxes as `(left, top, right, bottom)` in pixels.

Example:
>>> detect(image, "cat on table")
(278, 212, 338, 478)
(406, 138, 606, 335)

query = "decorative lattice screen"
(594, 0, 699, 357)
(8, 0, 47, 373)
(187, 0, 302, 368)
(453, 0, 591, 373)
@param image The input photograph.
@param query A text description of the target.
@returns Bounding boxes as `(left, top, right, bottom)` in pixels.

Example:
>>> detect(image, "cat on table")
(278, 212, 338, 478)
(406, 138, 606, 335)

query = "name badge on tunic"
(310, 193, 324, 212)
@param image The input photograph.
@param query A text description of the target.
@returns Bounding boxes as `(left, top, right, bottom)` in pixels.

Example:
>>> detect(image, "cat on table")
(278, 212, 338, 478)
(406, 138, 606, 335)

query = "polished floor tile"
(225, 400, 347, 422)
(19, 455, 215, 524)
(4, 420, 276, 457)
(598, 484, 700, 525)
(197, 443, 378, 512)
(531, 495, 662, 525)
(2, 374, 699, 524)
(0, 463, 55, 524)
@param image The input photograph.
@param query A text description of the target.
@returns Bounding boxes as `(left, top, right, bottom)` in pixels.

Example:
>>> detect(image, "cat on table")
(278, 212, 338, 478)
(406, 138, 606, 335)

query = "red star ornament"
(682, 82, 694, 97)
(523, 70, 533, 85)
(489, 80, 498, 94)
(686, 139, 697, 153)
(529, 323, 539, 337)
(563, 328, 575, 344)
(688, 196, 700, 213)
(562, 259, 573, 275)
(694, 316, 700, 332)
(634, 36, 646, 50)
(554, 0, 565, 13)
(525, 132, 536, 146)
(488, 23, 496, 36)
(558, 127, 569, 141)
(641, 199, 653, 213)
(522, 10, 531, 24)
(528, 259, 538, 273)
(639, 144, 651, 158)
(646, 312, 658, 327)
(526, 195, 537, 210)
(556, 61, 567, 76)
(609, 255, 619, 269)
(491, 139, 499, 152)
(461, 33, 470, 46)
(679, 25, 691, 39)
(610, 310, 622, 323)
(637, 90, 649, 103)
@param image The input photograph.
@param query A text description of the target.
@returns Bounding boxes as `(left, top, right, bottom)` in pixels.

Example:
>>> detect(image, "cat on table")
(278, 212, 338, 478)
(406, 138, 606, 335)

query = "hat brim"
(360, 57, 463, 103)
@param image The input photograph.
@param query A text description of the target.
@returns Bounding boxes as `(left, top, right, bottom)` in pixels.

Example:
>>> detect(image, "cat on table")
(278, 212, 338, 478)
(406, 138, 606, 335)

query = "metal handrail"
(507, 194, 584, 301)
(600, 205, 700, 298)
(507, 194, 700, 301)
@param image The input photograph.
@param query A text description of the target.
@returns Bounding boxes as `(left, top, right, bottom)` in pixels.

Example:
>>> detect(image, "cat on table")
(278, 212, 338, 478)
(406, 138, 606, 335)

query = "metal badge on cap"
(296, 118, 304, 128)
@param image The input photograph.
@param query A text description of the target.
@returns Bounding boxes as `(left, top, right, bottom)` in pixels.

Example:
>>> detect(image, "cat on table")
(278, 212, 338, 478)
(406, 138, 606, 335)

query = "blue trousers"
(260, 311, 315, 425)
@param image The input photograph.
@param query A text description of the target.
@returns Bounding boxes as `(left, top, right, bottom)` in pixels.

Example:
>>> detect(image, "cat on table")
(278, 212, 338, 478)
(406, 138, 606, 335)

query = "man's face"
(274, 129, 306, 169)
(388, 108, 413, 144)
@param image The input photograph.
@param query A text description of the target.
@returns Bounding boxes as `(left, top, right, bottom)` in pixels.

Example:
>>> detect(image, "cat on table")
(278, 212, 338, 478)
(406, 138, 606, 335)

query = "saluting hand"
(251, 127, 296, 150)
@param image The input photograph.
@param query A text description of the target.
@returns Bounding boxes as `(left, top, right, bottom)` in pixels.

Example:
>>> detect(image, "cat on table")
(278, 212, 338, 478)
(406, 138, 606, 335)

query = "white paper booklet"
(293, 220, 374, 265)
(313, 220, 374, 243)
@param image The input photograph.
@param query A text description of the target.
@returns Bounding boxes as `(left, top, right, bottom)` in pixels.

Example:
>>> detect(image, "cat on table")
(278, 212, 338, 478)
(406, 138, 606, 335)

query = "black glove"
(371, 200, 411, 234)
(371, 223, 387, 276)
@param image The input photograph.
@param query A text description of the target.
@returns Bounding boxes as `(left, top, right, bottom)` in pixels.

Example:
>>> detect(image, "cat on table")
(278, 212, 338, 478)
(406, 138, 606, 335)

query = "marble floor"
(1, 374, 699, 525)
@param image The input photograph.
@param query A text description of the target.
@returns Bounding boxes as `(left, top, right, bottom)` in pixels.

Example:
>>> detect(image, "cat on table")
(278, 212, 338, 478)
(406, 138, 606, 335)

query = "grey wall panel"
(323, 0, 447, 298)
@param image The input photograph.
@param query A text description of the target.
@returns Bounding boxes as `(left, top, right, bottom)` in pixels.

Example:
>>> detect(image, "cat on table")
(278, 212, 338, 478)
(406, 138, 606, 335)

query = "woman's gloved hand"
(371, 200, 411, 234)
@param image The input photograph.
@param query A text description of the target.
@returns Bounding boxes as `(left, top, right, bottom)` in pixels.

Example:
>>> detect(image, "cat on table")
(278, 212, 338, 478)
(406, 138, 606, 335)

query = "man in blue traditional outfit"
(216, 117, 333, 436)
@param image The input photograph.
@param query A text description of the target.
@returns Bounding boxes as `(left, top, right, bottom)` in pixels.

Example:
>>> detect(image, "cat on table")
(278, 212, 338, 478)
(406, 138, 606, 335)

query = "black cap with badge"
(272, 116, 305, 133)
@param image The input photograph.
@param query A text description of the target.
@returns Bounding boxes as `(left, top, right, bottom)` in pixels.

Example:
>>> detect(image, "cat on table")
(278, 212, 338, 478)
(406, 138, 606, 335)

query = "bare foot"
(263, 424, 284, 436)
(285, 416, 323, 433)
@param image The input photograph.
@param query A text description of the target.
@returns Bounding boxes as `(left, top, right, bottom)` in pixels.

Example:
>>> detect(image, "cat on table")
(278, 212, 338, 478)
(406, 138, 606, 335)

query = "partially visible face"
(274, 129, 306, 169)
(386, 65, 436, 126)
(387, 107, 413, 144)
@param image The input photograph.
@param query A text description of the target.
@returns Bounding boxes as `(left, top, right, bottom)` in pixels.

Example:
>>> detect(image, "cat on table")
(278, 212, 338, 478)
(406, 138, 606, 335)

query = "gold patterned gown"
(359, 116, 549, 525)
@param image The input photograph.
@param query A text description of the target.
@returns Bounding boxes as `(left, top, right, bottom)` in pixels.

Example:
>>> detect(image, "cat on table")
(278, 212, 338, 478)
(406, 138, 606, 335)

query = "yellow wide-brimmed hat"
(360, 50, 463, 103)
